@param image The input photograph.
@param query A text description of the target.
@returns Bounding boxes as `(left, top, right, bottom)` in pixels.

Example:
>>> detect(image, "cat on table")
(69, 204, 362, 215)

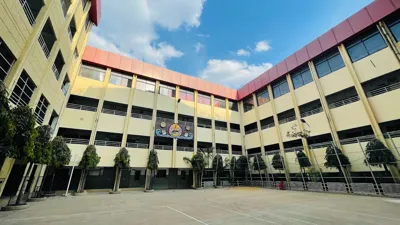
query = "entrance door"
(119, 169, 131, 188)
(168, 168, 178, 189)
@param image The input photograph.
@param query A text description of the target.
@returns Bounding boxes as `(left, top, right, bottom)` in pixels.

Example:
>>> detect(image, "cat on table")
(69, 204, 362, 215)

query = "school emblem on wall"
(155, 120, 193, 140)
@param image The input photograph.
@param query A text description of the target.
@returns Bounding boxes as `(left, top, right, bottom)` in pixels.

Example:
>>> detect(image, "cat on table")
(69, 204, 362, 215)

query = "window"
(73, 48, 78, 58)
(291, 67, 313, 89)
(61, 74, 70, 95)
(272, 78, 289, 98)
(346, 29, 387, 62)
(314, 49, 345, 78)
(39, 19, 56, 58)
(80, 65, 105, 81)
(243, 96, 254, 112)
(109, 72, 132, 87)
(19, 0, 44, 25)
(159, 84, 176, 97)
(134, 170, 141, 180)
(229, 101, 238, 111)
(256, 88, 269, 105)
(35, 95, 49, 124)
(0, 39, 16, 81)
(53, 51, 65, 80)
(68, 16, 77, 41)
(179, 89, 194, 101)
(82, 0, 88, 9)
(198, 94, 211, 105)
(85, 14, 91, 30)
(136, 78, 155, 92)
(389, 19, 400, 42)
(214, 97, 226, 108)
(61, 0, 71, 17)
(10, 71, 36, 106)
(156, 170, 167, 178)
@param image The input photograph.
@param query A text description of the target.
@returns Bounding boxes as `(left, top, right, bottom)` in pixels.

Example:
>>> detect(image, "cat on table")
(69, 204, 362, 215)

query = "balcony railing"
(131, 113, 152, 120)
(38, 34, 50, 58)
(216, 149, 229, 154)
(52, 64, 60, 80)
(154, 145, 173, 150)
(215, 126, 227, 131)
(328, 96, 360, 109)
(245, 128, 258, 135)
(283, 146, 304, 152)
(177, 146, 194, 152)
(157, 117, 174, 124)
(384, 130, 400, 138)
(365, 82, 400, 98)
(300, 107, 323, 118)
(261, 123, 274, 130)
(126, 142, 149, 149)
(198, 123, 212, 129)
(102, 108, 127, 116)
(63, 138, 89, 145)
(19, 0, 36, 25)
(66, 103, 97, 112)
(94, 140, 121, 147)
(230, 128, 241, 133)
(278, 115, 296, 125)
(309, 141, 333, 149)
(232, 151, 242, 155)
(339, 135, 375, 145)
(178, 120, 193, 126)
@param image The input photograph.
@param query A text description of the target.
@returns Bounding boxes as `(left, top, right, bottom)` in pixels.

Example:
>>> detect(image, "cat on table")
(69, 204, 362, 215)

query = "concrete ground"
(0, 187, 399, 225)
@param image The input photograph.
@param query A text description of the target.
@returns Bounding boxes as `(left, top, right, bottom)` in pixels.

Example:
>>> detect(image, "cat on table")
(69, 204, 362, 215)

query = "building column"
(225, 99, 233, 158)
(148, 81, 160, 150)
(121, 76, 138, 147)
(267, 85, 291, 182)
(285, 74, 312, 161)
(88, 68, 111, 144)
(377, 22, 400, 62)
(0, 158, 16, 197)
(172, 86, 180, 168)
(251, 94, 267, 160)
(238, 102, 246, 155)
(194, 91, 199, 153)
(210, 95, 216, 155)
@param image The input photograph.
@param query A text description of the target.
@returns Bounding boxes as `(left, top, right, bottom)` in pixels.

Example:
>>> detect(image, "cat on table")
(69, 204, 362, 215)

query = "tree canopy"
(114, 147, 131, 169)
(0, 82, 15, 153)
(51, 136, 71, 168)
(297, 151, 311, 168)
(253, 154, 267, 171)
(230, 157, 237, 171)
(364, 139, 397, 170)
(147, 149, 159, 171)
(184, 152, 205, 173)
(271, 153, 285, 170)
(31, 125, 52, 164)
(79, 145, 101, 170)
(212, 154, 224, 173)
(236, 155, 248, 171)
(324, 145, 351, 170)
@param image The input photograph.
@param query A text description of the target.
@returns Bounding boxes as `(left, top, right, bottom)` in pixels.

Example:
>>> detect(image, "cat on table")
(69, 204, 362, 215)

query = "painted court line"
(166, 206, 209, 225)
(210, 204, 279, 224)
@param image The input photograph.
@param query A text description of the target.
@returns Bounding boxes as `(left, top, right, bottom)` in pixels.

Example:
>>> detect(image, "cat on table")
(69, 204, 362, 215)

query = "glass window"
(179, 89, 194, 102)
(214, 98, 226, 108)
(346, 30, 386, 62)
(198, 94, 211, 105)
(243, 96, 254, 112)
(327, 53, 345, 72)
(109, 72, 132, 87)
(229, 101, 238, 111)
(389, 20, 400, 42)
(10, 71, 36, 106)
(61, 74, 70, 96)
(159, 84, 176, 97)
(80, 65, 105, 81)
(0, 38, 16, 81)
(34, 95, 49, 125)
(256, 89, 269, 105)
(136, 78, 155, 92)
(272, 78, 289, 98)
(291, 67, 313, 89)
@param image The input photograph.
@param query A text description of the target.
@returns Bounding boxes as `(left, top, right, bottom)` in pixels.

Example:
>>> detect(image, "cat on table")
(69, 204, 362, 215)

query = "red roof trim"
(89, 0, 101, 26)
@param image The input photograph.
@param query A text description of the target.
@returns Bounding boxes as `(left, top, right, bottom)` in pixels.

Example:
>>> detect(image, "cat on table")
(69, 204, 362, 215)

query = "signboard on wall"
(155, 119, 194, 140)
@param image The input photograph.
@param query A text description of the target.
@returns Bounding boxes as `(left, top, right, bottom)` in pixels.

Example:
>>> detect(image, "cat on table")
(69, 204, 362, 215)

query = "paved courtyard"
(0, 187, 399, 225)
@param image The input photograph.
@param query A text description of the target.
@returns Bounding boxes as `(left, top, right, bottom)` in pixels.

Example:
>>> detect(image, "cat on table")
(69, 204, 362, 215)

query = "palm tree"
(237, 155, 249, 183)
(112, 147, 131, 193)
(271, 153, 285, 171)
(296, 150, 311, 179)
(145, 149, 159, 191)
(212, 154, 224, 186)
(229, 157, 237, 184)
(77, 145, 101, 193)
(364, 139, 397, 173)
(324, 145, 351, 181)
(253, 154, 267, 182)
(183, 152, 205, 188)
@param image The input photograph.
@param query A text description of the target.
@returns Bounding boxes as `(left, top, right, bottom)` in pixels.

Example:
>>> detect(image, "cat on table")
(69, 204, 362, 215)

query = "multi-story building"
(1, 0, 400, 194)
(0, 0, 100, 196)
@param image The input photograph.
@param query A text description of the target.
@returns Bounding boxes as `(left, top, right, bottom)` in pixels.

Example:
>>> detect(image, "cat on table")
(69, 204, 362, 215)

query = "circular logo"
(168, 123, 183, 138)
(160, 121, 166, 128)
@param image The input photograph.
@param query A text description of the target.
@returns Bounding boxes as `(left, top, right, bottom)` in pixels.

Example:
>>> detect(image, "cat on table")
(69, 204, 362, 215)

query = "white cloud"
(194, 42, 204, 53)
(255, 41, 271, 52)
(237, 49, 250, 56)
(88, 0, 205, 67)
(197, 33, 211, 38)
(199, 59, 273, 88)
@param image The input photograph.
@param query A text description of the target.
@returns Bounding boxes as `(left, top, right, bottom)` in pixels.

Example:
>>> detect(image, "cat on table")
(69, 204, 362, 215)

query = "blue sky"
(89, 0, 373, 88)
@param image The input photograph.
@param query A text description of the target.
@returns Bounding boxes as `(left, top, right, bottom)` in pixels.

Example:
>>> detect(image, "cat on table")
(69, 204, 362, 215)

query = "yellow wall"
(230, 132, 242, 146)
(97, 113, 125, 133)
(304, 113, 331, 137)
(175, 151, 193, 168)
(214, 107, 227, 121)
(261, 128, 279, 145)
(228, 111, 241, 124)
(197, 127, 212, 142)
(258, 102, 273, 119)
(280, 121, 300, 142)
(294, 82, 320, 106)
(128, 148, 149, 167)
(157, 150, 173, 168)
(368, 89, 400, 123)
(311, 147, 335, 173)
(353, 48, 400, 83)
(157, 94, 175, 113)
(285, 151, 301, 173)
(71, 76, 104, 99)
(274, 94, 293, 114)
(104, 84, 130, 104)
(96, 146, 120, 167)
(245, 132, 261, 149)
(127, 118, 152, 136)
(342, 143, 384, 172)
(215, 130, 229, 144)
(319, 68, 354, 96)
(331, 102, 370, 131)
(132, 90, 155, 109)
(243, 109, 257, 125)
(197, 104, 212, 119)
(59, 108, 96, 130)
(178, 100, 195, 116)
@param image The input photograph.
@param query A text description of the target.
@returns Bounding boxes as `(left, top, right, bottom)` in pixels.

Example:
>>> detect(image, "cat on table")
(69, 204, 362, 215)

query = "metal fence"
(63, 138, 90, 145)
(66, 103, 97, 112)
(102, 108, 127, 116)
(131, 113, 152, 120)
(177, 146, 194, 152)
(126, 143, 149, 149)
(154, 145, 173, 150)
(94, 140, 121, 147)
